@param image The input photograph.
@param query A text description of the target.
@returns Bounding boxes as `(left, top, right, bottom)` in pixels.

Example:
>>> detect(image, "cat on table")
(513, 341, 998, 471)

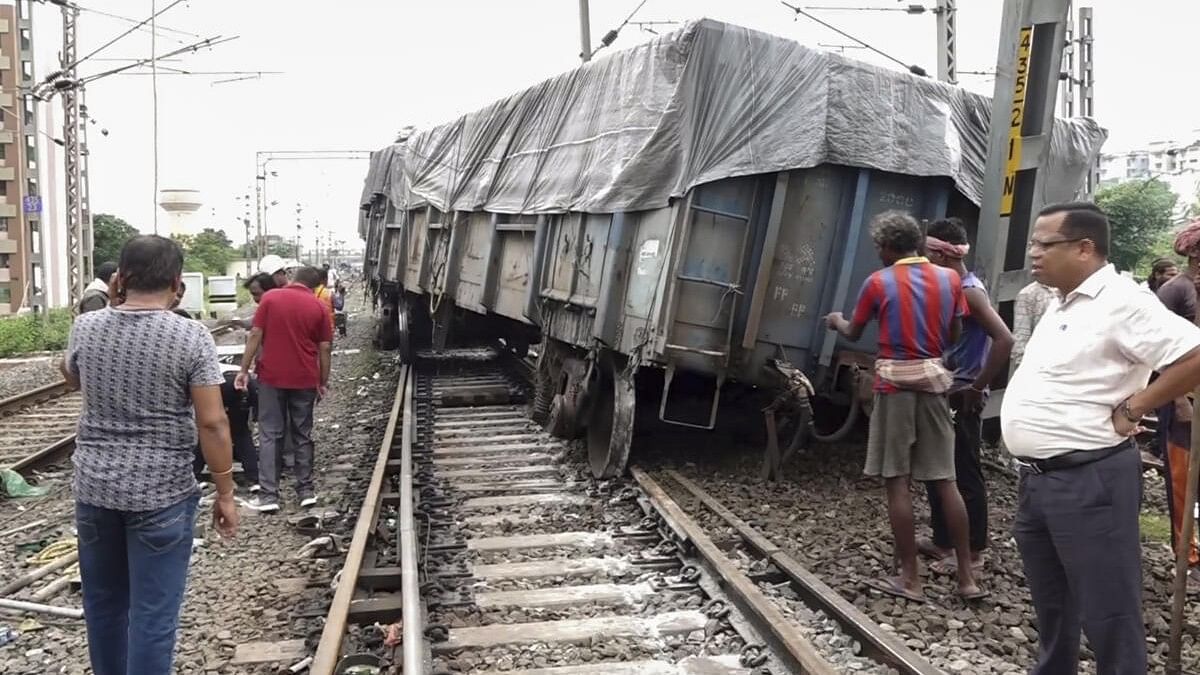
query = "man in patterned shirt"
(62, 235, 239, 673)
(1011, 280, 1055, 370)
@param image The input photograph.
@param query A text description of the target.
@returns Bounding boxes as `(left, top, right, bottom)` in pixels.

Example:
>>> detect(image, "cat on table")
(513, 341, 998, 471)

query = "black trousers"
(925, 395, 988, 552)
(1015, 443, 1146, 675)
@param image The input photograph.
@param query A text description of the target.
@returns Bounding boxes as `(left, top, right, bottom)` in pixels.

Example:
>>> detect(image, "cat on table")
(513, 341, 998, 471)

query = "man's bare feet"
(866, 575, 926, 602)
(917, 536, 952, 560)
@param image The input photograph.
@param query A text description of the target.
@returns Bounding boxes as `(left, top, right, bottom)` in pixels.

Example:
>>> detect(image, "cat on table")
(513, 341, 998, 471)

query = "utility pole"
(578, 0, 591, 62)
(294, 203, 302, 262)
(934, 0, 956, 84)
(1059, 4, 1075, 118)
(60, 1, 87, 306)
(1076, 6, 1097, 197)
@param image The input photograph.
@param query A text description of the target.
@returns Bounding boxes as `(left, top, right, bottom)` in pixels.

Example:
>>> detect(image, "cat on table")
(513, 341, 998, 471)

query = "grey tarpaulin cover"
(359, 17, 1106, 219)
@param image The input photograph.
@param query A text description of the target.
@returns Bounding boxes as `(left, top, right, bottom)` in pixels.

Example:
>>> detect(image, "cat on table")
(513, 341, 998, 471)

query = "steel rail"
(310, 364, 410, 674)
(0, 380, 73, 417)
(4, 323, 241, 475)
(631, 466, 838, 675)
(399, 362, 421, 674)
(664, 469, 942, 675)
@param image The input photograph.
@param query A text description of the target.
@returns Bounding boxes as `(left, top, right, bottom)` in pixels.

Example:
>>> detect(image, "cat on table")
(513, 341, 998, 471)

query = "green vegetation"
(172, 228, 238, 278)
(1140, 511, 1172, 545)
(0, 309, 73, 357)
(1096, 179, 1178, 274)
(91, 213, 139, 268)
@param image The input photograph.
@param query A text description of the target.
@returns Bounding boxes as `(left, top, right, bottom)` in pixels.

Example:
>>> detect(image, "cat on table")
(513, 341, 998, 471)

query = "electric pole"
(1060, 4, 1075, 118)
(578, 0, 591, 63)
(1076, 6, 1097, 197)
(935, 0, 956, 84)
(60, 1, 87, 306)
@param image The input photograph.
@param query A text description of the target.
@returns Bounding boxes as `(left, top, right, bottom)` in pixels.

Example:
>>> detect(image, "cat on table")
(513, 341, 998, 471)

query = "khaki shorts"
(865, 391, 955, 481)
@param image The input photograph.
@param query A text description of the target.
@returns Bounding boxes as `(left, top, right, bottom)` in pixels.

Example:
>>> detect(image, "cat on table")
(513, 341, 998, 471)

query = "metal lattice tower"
(1076, 6, 1097, 196)
(935, 0, 957, 84)
(1059, 5, 1075, 118)
(61, 4, 86, 305)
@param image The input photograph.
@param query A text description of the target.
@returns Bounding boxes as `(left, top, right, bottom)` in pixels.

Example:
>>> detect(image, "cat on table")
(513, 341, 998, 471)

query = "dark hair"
(926, 217, 968, 245)
(1152, 257, 1178, 275)
(870, 210, 923, 254)
(118, 235, 183, 292)
(94, 261, 118, 282)
(318, 268, 329, 285)
(178, 281, 186, 292)
(1038, 201, 1109, 257)
(244, 272, 275, 291)
(293, 266, 322, 289)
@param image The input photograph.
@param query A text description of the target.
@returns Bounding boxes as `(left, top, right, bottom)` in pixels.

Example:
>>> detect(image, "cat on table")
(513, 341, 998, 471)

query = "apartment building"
(0, 1, 41, 314)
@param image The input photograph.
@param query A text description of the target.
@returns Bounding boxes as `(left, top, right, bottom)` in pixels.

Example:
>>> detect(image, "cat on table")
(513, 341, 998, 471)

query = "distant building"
(1098, 135, 1200, 225)
(0, 2, 43, 315)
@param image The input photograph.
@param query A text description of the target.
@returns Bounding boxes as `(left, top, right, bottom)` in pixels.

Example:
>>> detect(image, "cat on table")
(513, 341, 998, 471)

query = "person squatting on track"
(236, 265, 332, 513)
(1153, 221, 1200, 584)
(824, 210, 985, 602)
(60, 234, 239, 674)
(1001, 202, 1200, 675)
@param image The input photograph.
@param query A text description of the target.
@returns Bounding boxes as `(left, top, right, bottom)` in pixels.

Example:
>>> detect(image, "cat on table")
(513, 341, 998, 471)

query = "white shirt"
(1001, 264, 1200, 459)
(327, 267, 339, 287)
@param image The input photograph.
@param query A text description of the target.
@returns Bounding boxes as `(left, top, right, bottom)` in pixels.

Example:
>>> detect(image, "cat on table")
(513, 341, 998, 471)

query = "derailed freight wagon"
(359, 19, 1105, 478)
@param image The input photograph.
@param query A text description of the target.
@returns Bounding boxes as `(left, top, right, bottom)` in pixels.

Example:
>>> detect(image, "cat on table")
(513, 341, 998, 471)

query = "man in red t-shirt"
(235, 266, 332, 512)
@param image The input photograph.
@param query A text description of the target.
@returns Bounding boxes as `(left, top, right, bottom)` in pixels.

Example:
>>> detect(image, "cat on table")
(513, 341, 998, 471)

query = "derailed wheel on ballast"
(376, 300, 399, 350)
(587, 355, 635, 478)
(397, 300, 413, 363)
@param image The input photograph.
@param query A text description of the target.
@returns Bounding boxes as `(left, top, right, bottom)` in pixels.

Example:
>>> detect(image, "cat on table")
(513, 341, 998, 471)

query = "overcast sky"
(24, 0, 1200, 255)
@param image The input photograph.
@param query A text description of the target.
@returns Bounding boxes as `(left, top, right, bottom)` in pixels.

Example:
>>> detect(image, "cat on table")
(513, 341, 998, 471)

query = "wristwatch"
(1119, 399, 1140, 423)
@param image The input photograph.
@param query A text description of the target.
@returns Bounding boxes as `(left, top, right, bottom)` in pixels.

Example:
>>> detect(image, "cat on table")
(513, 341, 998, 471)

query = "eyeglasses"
(1027, 237, 1087, 252)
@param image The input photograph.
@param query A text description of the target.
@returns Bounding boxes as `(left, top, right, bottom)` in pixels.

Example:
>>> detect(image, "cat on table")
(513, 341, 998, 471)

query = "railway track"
(311, 348, 943, 675)
(0, 323, 239, 474)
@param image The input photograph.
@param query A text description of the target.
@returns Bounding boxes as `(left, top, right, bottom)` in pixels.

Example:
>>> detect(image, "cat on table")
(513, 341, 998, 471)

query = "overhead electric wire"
(75, 3, 199, 38)
(66, 0, 187, 73)
(589, 0, 651, 58)
(78, 36, 239, 85)
(780, 1, 928, 77)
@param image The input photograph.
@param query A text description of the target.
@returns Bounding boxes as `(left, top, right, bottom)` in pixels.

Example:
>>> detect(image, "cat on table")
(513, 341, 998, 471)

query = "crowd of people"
(64, 237, 350, 671)
(59, 207, 1200, 674)
(828, 203, 1200, 675)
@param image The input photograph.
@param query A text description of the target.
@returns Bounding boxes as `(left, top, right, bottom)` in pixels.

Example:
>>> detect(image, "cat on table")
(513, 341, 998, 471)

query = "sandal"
(917, 537, 951, 561)
(865, 576, 927, 603)
(929, 555, 986, 576)
(958, 586, 991, 601)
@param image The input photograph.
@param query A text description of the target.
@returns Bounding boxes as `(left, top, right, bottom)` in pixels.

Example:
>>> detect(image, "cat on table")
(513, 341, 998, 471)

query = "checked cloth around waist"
(875, 357, 953, 394)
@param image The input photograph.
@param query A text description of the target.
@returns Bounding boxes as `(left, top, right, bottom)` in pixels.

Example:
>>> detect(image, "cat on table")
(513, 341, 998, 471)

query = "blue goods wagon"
(359, 18, 1105, 478)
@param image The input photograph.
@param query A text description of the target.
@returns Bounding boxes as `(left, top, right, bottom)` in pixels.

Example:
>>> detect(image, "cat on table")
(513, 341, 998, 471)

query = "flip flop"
(929, 555, 986, 576)
(916, 537, 951, 561)
(865, 576, 926, 603)
(958, 587, 991, 602)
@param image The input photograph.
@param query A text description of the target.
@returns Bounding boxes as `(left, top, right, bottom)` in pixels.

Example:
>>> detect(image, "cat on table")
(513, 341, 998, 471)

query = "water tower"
(158, 189, 203, 236)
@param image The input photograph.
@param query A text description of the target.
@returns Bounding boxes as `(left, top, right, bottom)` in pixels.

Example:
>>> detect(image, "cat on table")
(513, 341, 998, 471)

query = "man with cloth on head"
(1002, 203, 1200, 674)
(918, 218, 1014, 576)
(1153, 218, 1200, 583)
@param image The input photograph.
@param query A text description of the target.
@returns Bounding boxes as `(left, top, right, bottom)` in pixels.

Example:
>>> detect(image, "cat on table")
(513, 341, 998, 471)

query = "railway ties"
(314, 347, 945, 675)
(413, 358, 755, 675)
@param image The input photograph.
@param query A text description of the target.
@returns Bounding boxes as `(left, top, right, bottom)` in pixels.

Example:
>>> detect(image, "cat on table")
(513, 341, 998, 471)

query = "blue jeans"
(76, 495, 198, 675)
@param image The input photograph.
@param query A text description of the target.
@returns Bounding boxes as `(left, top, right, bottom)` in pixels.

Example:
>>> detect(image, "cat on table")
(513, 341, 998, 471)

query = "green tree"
(172, 228, 237, 278)
(1095, 179, 1178, 273)
(91, 214, 139, 267)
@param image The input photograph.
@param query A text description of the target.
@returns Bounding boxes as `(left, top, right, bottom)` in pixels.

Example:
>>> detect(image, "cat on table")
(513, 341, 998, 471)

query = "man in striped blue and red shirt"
(825, 210, 984, 602)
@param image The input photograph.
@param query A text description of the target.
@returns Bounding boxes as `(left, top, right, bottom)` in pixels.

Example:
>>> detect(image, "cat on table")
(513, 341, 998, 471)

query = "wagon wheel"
(376, 299, 399, 351)
(587, 355, 636, 478)
(393, 300, 411, 363)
